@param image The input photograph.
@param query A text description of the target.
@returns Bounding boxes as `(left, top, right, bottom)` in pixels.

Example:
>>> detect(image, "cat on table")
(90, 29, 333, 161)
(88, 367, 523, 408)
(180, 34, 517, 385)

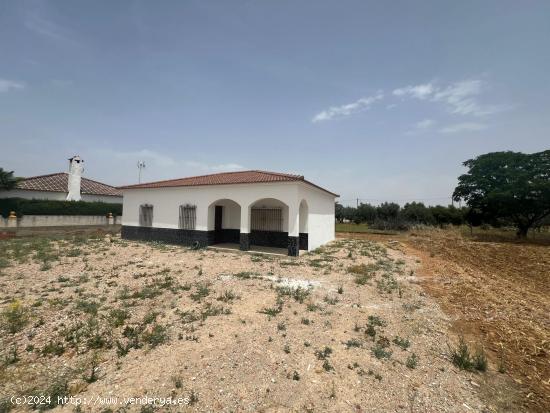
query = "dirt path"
(338, 229, 550, 412)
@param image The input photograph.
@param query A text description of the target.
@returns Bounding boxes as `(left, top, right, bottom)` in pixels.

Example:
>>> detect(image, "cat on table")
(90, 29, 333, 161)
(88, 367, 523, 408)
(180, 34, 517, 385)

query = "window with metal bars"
(251, 208, 282, 232)
(139, 204, 153, 227)
(179, 204, 197, 230)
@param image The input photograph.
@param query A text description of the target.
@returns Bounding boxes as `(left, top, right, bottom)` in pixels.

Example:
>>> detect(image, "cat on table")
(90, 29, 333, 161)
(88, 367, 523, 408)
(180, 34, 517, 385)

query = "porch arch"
(207, 199, 241, 245)
(246, 198, 289, 250)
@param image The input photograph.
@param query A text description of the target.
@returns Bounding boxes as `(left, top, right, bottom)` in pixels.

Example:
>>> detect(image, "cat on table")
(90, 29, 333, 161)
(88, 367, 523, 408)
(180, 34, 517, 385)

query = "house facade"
(119, 170, 337, 256)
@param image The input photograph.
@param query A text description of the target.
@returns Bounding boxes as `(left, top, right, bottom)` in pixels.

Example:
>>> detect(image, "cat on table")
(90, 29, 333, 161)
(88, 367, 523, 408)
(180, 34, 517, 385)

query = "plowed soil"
(339, 228, 550, 412)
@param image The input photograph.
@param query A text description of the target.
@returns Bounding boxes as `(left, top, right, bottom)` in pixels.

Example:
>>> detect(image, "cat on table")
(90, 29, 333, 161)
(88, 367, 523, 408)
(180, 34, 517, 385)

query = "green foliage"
(406, 353, 418, 369)
(335, 201, 467, 230)
(449, 336, 487, 372)
(142, 324, 168, 348)
(0, 197, 122, 218)
(0, 168, 17, 190)
(453, 150, 550, 236)
(392, 336, 411, 350)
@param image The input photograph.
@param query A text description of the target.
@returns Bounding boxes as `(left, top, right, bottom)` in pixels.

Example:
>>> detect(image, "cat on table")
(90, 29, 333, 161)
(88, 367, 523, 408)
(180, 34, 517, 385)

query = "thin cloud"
(439, 122, 487, 134)
(185, 161, 244, 172)
(415, 119, 436, 129)
(24, 4, 79, 46)
(312, 91, 384, 122)
(404, 119, 436, 135)
(0, 78, 25, 93)
(393, 79, 510, 117)
(393, 83, 435, 100)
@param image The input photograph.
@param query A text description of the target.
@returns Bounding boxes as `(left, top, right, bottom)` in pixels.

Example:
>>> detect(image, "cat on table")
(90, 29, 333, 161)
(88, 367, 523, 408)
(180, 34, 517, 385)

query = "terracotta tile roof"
(119, 170, 338, 196)
(16, 173, 122, 197)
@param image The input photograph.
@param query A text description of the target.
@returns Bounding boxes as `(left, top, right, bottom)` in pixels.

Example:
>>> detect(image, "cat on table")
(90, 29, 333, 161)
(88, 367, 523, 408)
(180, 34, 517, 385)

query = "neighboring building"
(0, 172, 122, 203)
(119, 170, 337, 256)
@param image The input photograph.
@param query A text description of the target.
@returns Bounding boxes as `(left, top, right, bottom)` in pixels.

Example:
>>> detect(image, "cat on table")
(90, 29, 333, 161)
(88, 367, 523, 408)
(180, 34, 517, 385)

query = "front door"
(214, 205, 223, 243)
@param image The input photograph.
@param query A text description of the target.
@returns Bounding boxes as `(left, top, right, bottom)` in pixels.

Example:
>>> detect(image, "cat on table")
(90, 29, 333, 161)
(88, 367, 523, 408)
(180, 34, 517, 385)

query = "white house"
(119, 170, 338, 256)
(0, 156, 122, 203)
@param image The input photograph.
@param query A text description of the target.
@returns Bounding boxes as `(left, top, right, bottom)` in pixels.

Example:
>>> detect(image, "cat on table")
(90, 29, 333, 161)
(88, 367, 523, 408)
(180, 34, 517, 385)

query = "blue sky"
(0, 0, 549, 205)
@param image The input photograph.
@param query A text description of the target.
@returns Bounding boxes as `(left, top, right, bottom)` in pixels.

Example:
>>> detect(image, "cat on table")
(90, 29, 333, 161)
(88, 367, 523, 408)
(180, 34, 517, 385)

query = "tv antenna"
(137, 161, 146, 183)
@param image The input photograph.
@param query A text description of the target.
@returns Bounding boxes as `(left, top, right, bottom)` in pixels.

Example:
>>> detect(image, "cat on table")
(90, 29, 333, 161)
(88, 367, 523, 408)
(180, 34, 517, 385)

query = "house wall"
(0, 189, 122, 204)
(121, 181, 336, 252)
(121, 182, 303, 232)
(298, 183, 336, 251)
(0, 215, 119, 228)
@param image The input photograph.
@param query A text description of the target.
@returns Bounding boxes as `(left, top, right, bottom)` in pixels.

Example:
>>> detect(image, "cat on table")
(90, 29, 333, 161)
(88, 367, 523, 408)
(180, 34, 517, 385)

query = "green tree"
(343, 206, 357, 223)
(402, 202, 435, 225)
(356, 203, 377, 224)
(0, 168, 17, 190)
(335, 202, 344, 223)
(453, 150, 550, 237)
(376, 202, 400, 221)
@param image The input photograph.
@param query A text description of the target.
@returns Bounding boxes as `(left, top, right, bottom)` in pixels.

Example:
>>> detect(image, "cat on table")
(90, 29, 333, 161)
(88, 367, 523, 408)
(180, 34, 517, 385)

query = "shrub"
(406, 353, 418, 369)
(372, 344, 392, 359)
(449, 336, 487, 372)
(108, 308, 130, 327)
(0, 197, 122, 218)
(1, 300, 28, 334)
(142, 324, 168, 348)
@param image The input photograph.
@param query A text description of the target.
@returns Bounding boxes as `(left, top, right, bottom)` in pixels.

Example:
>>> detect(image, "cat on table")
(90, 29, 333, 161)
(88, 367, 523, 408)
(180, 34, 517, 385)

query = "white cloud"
(393, 79, 510, 117)
(185, 161, 244, 172)
(0, 79, 25, 93)
(312, 91, 384, 122)
(393, 83, 435, 100)
(415, 119, 436, 129)
(439, 122, 488, 134)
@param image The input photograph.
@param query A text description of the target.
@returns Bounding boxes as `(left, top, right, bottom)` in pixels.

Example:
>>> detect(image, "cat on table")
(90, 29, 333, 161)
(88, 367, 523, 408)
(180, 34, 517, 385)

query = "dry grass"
(0, 233, 495, 412)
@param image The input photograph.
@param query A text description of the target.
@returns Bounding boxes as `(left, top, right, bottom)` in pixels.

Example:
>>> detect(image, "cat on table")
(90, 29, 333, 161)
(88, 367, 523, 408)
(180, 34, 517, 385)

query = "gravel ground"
(0, 234, 487, 412)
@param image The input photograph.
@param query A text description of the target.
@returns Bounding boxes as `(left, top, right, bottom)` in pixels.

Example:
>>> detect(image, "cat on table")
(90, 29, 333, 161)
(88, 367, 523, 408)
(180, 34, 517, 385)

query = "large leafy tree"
(0, 168, 17, 190)
(453, 150, 550, 237)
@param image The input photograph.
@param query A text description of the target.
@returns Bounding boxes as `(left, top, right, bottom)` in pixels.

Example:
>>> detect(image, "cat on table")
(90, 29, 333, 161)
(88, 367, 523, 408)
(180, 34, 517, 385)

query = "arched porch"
(207, 199, 241, 245)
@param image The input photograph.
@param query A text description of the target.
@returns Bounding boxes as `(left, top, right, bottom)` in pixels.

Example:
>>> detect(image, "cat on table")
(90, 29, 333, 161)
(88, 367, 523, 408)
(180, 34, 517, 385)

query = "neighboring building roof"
(119, 170, 338, 196)
(15, 173, 122, 197)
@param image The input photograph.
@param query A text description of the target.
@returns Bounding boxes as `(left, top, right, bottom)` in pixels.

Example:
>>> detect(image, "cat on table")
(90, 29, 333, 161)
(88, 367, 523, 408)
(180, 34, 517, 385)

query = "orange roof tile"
(119, 170, 338, 196)
(16, 173, 122, 197)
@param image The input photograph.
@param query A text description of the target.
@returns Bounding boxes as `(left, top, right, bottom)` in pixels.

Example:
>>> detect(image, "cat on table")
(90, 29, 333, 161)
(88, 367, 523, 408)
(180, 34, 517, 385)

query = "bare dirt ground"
(338, 229, 550, 413)
(0, 232, 539, 412)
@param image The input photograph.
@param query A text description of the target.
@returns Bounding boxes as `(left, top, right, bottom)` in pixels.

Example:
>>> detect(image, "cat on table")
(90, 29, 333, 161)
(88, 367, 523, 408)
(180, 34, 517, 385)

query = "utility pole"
(137, 161, 146, 183)
(357, 198, 359, 208)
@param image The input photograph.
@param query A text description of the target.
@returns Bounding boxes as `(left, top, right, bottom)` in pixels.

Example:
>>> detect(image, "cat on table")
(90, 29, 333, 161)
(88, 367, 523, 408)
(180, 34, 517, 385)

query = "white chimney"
(66, 155, 84, 201)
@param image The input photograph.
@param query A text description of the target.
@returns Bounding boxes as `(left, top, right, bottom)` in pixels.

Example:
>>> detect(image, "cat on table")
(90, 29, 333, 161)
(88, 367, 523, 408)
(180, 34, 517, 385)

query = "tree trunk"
(516, 226, 529, 238)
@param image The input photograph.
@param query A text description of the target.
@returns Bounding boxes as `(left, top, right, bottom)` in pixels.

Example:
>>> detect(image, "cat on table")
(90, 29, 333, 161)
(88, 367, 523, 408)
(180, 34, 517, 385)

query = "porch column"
(239, 205, 250, 251)
(287, 203, 299, 256)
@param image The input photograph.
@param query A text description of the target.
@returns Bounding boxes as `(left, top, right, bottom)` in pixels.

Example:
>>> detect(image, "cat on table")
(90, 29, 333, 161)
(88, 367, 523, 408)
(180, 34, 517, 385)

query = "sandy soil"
(339, 229, 550, 413)
(0, 234, 502, 412)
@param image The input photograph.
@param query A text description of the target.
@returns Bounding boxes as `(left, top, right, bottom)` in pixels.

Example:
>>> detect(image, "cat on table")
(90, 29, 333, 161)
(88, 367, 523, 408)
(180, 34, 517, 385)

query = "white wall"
(0, 189, 122, 204)
(0, 189, 67, 201)
(298, 183, 336, 251)
(81, 194, 123, 204)
(0, 215, 119, 228)
(122, 181, 336, 251)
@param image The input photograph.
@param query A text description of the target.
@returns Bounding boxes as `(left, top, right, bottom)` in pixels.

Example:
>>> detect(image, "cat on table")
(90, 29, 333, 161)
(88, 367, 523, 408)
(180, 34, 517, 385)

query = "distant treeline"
(0, 198, 122, 218)
(335, 201, 549, 231)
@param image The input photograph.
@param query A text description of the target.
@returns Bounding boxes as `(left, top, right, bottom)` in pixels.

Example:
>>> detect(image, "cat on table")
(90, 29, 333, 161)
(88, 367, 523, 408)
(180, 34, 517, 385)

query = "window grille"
(139, 204, 153, 227)
(179, 204, 197, 230)
(251, 208, 282, 232)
